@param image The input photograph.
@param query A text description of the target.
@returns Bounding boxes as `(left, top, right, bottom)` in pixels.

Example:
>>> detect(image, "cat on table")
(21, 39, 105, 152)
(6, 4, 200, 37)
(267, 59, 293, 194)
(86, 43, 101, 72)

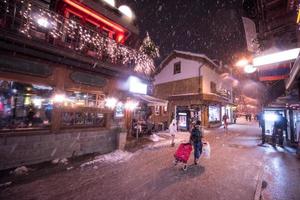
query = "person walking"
(258, 112, 266, 145)
(190, 121, 203, 165)
(272, 112, 284, 147)
(233, 112, 237, 124)
(222, 114, 228, 131)
(169, 119, 177, 147)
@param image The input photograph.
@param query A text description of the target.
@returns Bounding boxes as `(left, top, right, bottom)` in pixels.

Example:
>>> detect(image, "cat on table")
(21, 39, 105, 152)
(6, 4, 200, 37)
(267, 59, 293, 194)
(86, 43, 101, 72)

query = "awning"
(286, 55, 300, 90)
(132, 94, 168, 107)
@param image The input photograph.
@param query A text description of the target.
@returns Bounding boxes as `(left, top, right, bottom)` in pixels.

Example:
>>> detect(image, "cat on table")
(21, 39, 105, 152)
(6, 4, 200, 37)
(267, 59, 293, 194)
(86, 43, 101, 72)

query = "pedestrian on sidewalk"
(169, 119, 177, 147)
(258, 112, 266, 145)
(190, 120, 203, 165)
(223, 114, 228, 131)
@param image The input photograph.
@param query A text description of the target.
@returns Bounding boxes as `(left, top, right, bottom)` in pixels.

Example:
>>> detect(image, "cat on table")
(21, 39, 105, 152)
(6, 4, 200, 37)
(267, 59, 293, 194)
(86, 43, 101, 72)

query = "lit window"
(155, 106, 160, 115)
(163, 106, 167, 113)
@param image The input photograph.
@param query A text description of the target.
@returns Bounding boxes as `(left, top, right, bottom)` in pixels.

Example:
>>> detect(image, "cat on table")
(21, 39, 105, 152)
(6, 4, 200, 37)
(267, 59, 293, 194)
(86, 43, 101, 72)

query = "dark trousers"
(272, 129, 284, 146)
(261, 126, 266, 144)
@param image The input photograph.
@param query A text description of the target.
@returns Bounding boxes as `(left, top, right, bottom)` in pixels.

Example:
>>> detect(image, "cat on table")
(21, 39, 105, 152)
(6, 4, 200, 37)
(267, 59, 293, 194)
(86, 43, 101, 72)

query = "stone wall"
(0, 129, 117, 170)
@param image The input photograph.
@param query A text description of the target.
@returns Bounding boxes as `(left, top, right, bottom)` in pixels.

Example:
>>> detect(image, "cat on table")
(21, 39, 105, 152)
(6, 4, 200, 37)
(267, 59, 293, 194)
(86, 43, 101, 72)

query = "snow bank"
(80, 150, 133, 168)
(13, 166, 29, 175)
(148, 134, 165, 142)
(51, 158, 68, 165)
(0, 182, 12, 188)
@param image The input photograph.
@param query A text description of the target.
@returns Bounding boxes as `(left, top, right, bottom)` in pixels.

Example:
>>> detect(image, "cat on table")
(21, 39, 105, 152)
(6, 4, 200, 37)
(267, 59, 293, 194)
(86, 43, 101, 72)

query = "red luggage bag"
(174, 143, 192, 163)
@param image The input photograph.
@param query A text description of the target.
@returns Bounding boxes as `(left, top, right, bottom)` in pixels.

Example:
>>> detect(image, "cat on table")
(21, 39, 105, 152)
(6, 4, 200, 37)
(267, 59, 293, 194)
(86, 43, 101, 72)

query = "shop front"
(0, 62, 125, 170)
(221, 105, 235, 124)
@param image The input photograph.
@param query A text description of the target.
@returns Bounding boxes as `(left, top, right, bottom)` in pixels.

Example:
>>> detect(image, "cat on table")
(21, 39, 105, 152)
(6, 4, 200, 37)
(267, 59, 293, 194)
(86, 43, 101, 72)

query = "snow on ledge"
(148, 134, 165, 142)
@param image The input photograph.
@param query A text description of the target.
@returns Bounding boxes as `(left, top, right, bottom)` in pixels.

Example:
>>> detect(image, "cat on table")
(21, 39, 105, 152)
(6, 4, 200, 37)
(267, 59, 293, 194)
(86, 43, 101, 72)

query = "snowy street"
(0, 119, 299, 200)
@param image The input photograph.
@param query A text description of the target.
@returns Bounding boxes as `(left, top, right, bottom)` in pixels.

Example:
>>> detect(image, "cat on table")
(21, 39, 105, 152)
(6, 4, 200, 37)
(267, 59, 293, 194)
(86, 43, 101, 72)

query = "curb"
(254, 165, 265, 200)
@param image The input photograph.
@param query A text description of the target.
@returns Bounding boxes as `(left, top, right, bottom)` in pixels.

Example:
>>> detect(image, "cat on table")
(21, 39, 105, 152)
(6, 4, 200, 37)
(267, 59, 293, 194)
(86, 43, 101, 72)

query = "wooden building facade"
(153, 51, 235, 130)
(0, 0, 146, 170)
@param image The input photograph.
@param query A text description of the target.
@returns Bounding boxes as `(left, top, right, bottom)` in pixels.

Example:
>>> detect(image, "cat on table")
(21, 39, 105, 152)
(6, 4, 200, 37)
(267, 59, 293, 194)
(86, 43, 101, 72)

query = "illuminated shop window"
(209, 106, 220, 122)
(0, 80, 53, 131)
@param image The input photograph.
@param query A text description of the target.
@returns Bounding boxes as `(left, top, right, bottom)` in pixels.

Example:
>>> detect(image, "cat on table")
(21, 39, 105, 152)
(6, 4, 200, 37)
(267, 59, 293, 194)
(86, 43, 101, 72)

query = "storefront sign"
(71, 72, 107, 87)
(128, 76, 147, 94)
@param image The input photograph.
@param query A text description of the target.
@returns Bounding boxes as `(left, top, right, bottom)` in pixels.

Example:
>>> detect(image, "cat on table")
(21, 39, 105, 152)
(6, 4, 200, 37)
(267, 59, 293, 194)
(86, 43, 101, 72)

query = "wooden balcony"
(0, 0, 149, 78)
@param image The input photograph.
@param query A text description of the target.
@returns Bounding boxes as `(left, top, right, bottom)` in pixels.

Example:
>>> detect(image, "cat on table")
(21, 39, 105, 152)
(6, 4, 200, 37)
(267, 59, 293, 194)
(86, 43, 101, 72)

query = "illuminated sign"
(128, 76, 147, 94)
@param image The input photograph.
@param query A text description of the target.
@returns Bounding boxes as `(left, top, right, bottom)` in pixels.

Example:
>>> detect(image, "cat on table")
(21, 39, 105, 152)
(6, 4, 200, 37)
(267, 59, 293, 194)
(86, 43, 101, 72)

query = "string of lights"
(2, 0, 155, 75)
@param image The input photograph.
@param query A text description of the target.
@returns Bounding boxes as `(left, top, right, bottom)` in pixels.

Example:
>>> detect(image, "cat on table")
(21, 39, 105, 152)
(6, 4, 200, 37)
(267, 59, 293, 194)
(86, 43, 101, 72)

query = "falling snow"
(120, 0, 246, 64)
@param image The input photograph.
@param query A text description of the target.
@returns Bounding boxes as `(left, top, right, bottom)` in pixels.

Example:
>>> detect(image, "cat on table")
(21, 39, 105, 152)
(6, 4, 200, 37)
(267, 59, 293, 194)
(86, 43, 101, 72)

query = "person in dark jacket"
(190, 120, 203, 165)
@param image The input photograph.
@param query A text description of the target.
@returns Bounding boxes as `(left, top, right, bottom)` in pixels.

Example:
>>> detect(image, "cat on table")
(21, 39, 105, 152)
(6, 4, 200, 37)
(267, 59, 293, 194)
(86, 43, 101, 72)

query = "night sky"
(120, 0, 247, 65)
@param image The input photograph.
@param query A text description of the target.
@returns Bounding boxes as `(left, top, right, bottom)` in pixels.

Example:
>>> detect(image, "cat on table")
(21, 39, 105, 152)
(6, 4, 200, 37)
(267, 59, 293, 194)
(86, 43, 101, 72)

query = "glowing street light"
(118, 5, 133, 19)
(105, 97, 118, 109)
(244, 65, 257, 73)
(235, 58, 249, 67)
(36, 17, 50, 28)
(253, 48, 300, 67)
(125, 100, 139, 111)
(52, 94, 66, 103)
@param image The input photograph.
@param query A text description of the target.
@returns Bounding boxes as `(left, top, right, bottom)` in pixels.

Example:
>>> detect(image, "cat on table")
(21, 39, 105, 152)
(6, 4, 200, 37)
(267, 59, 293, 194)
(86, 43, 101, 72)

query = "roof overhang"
(286, 55, 300, 90)
(132, 94, 168, 107)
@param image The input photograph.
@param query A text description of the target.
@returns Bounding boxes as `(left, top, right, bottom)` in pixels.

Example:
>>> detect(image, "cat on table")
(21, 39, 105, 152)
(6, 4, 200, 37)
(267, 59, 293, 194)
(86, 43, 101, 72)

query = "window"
(65, 91, 104, 108)
(209, 106, 220, 122)
(155, 106, 160, 115)
(163, 106, 167, 113)
(210, 82, 216, 93)
(0, 80, 53, 131)
(173, 62, 181, 74)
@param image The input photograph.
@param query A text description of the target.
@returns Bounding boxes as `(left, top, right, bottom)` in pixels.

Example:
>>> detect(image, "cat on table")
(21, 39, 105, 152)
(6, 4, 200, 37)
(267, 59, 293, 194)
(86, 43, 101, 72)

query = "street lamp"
(118, 5, 134, 19)
(235, 58, 249, 67)
(244, 65, 257, 73)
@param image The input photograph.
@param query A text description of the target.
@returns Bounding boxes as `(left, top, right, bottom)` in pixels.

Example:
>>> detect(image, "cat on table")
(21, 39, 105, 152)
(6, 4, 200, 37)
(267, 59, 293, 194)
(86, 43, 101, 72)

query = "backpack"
(191, 127, 202, 142)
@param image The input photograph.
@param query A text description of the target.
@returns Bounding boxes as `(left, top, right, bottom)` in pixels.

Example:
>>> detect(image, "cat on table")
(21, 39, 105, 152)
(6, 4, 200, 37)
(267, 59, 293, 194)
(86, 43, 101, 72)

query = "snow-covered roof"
(158, 50, 220, 73)
(173, 50, 219, 68)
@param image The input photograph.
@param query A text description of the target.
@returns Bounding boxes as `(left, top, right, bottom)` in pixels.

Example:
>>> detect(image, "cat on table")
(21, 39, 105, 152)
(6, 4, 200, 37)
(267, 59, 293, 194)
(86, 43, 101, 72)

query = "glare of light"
(36, 17, 49, 28)
(128, 76, 147, 94)
(116, 102, 123, 107)
(244, 65, 257, 73)
(53, 94, 66, 103)
(235, 59, 249, 67)
(102, 0, 115, 7)
(105, 97, 118, 109)
(118, 5, 133, 19)
(264, 113, 278, 121)
(33, 98, 43, 108)
(125, 101, 139, 111)
(253, 48, 300, 66)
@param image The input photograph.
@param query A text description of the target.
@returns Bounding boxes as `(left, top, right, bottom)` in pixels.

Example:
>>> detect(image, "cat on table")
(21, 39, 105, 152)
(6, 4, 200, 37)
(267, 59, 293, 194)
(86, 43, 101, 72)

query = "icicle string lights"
(1, 0, 154, 75)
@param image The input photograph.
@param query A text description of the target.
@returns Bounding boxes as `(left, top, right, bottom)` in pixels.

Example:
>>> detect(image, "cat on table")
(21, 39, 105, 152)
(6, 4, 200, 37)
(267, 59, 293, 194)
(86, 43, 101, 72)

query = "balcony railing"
(0, 0, 154, 75)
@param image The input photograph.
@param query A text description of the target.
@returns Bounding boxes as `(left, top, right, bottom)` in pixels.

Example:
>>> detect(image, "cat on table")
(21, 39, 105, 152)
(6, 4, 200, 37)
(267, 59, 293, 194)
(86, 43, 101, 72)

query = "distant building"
(153, 50, 235, 130)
